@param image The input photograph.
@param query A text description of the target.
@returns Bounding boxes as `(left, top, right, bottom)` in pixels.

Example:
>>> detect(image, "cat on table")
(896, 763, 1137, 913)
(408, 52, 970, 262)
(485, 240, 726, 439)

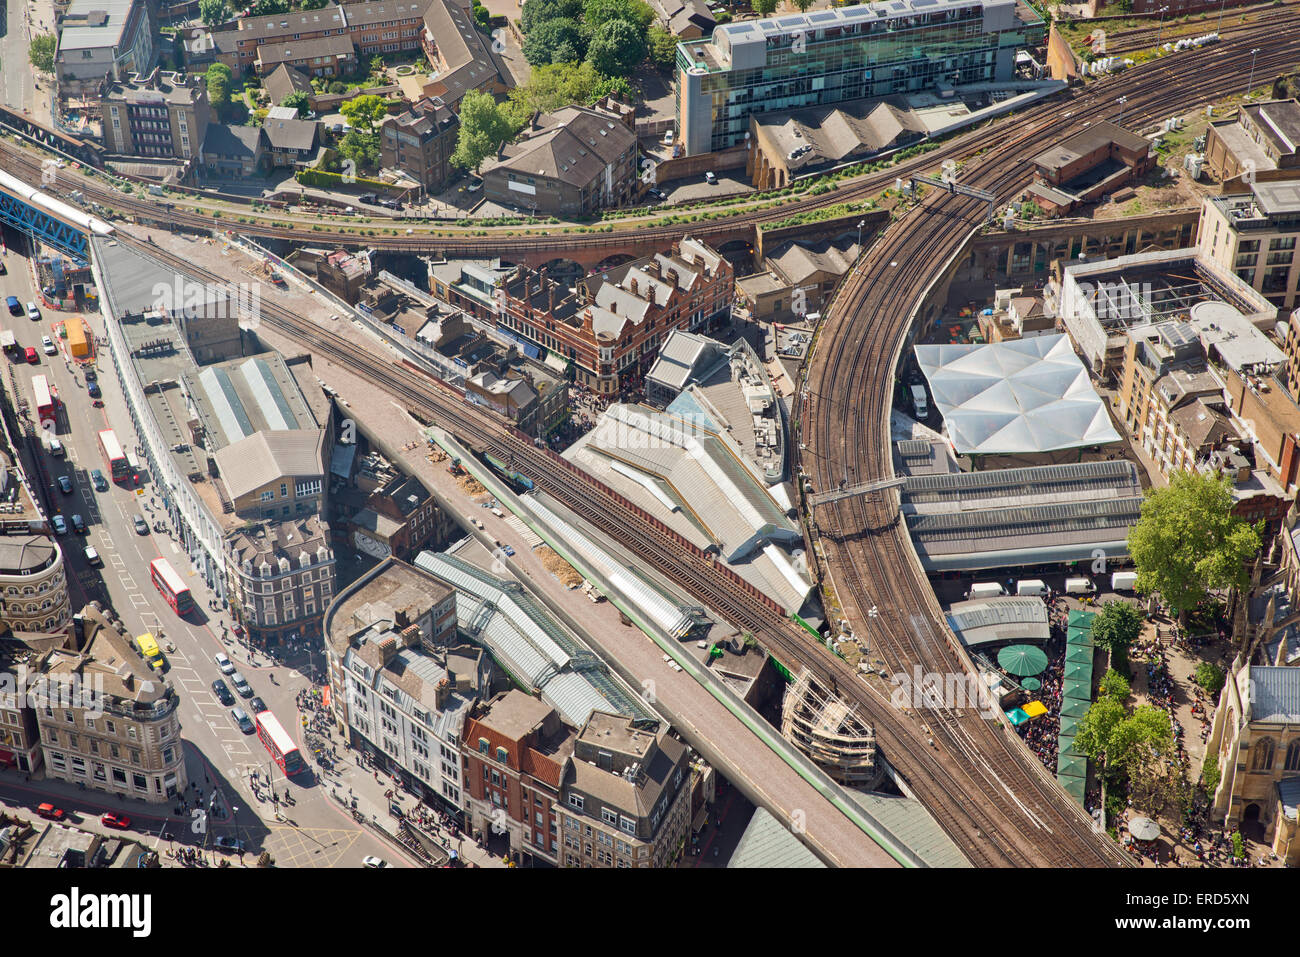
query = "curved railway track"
(59, 29, 1298, 866)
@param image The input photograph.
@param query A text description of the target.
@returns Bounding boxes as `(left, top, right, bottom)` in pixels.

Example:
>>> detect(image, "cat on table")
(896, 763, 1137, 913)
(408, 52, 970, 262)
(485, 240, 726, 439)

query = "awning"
(1068, 609, 1096, 628)
(1058, 714, 1082, 739)
(1060, 697, 1091, 719)
(1129, 816, 1160, 841)
(998, 644, 1049, 676)
(1007, 708, 1030, 726)
(1064, 659, 1093, 683)
(1023, 700, 1049, 719)
(1058, 753, 1088, 779)
(1067, 626, 1093, 645)
(1066, 644, 1094, 664)
(544, 351, 568, 373)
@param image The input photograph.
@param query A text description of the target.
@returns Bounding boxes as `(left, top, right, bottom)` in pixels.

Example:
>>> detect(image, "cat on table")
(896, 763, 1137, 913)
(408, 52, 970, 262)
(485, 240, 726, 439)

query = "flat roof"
(1252, 180, 1300, 216)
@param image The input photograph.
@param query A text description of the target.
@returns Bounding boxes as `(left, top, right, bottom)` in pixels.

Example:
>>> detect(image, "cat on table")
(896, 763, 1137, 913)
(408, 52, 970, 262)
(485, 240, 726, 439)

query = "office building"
(675, 0, 1044, 155)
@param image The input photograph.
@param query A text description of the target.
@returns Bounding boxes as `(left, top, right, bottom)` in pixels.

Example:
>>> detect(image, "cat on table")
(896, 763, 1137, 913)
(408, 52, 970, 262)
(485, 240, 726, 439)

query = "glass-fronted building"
(676, 0, 1045, 155)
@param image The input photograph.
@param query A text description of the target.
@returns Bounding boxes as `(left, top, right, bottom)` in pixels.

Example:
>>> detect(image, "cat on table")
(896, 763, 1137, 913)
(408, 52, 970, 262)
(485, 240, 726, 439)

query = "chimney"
(548, 284, 555, 312)
(629, 277, 639, 297)
(435, 678, 449, 710)
(400, 623, 421, 649)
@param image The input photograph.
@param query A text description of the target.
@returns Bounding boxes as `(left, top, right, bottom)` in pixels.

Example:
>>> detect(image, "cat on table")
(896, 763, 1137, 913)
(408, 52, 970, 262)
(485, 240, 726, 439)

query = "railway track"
(1093, 1, 1299, 54)
(66, 30, 1299, 866)
(801, 31, 1300, 865)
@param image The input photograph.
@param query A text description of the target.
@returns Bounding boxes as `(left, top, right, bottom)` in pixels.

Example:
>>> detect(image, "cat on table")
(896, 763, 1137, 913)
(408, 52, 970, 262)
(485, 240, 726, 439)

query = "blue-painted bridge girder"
(0, 192, 88, 264)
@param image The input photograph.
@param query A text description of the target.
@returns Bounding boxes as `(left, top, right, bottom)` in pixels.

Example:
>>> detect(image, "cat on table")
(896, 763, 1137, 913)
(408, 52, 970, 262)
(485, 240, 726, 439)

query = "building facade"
(498, 239, 733, 393)
(380, 98, 459, 194)
(36, 607, 187, 802)
(675, 0, 1044, 155)
(1199, 182, 1300, 311)
(0, 537, 70, 634)
(1205, 99, 1300, 183)
(56, 0, 156, 98)
(102, 71, 210, 160)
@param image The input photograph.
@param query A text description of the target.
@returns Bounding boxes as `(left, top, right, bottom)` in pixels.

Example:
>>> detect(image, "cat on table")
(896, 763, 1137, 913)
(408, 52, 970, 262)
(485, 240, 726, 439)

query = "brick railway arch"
(593, 253, 636, 273)
(539, 258, 585, 286)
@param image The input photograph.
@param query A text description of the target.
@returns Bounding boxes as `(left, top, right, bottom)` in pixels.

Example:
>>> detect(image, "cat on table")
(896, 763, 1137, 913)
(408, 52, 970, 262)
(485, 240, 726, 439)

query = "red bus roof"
(255, 711, 297, 756)
(148, 557, 188, 597)
(98, 429, 125, 462)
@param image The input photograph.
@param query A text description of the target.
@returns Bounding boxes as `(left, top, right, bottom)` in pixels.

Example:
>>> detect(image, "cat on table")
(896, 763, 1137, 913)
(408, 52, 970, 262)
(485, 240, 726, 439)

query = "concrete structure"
(0, 447, 69, 634)
(56, 0, 155, 98)
(380, 97, 459, 195)
(1205, 99, 1300, 184)
(1208, 663, 1300, 865)
(324, 557, 487, 811)
(1200, 182, 1300, 311)
(35, 605, 186, 802)
(334, 446, 448, 561)
(675, 0, 1045, 155)
(480, 106, 638, 219)
(498, 238, 732, 394)
(0, 630, 68, 773)
(102, 70, 210, 161)
(557, 710, 692, 868)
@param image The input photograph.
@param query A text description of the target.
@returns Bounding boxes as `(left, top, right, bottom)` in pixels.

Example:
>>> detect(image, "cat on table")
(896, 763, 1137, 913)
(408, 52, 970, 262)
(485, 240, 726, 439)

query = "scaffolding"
(780, 668, 882, 787)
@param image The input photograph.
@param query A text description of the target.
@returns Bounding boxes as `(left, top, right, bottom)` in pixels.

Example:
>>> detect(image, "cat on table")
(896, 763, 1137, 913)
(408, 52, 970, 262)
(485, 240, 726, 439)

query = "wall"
(1221, 365, 1300, 492)
(653, 146, 749, 183)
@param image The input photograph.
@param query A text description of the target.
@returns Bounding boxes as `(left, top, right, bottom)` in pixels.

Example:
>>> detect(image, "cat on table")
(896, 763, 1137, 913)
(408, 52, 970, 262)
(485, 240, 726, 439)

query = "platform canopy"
(914, 334, 1121, 455)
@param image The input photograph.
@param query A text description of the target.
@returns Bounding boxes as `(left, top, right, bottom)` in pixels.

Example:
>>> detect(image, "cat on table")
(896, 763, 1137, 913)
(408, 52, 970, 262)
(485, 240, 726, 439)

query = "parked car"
(91, 469, 108, 491)
(133, 514, 148, 535)
(24, 346, 37, 364)
(70, 513, 85, 533)
(465, 179, 482, 192)
(230, 672, 253, 698)
(214, 652, 235, 674)
(213, 835, 245, 852)
(36, 803, 65, 821)
(363, 856, 386, 868)
(249, 696, 267, 715)
(41, 335, 55, 355)
(502, 544, 515, 557)
(211, 679, 235, 706)
(56, 475, 72, 494)
(663, 130, 674, 146)
(51, 514, 67, 535)
(101, 812, 131, 830)
(48, 437, 63, 456)
(28, 302, 42, 321)
(84, 546, 100, 566)
(230, 707, 254, 734)
(358, 192, 378, 204)
(6, 296, 21, 316)
(87, 381, 101, 399)
(704, 171, 717, 184)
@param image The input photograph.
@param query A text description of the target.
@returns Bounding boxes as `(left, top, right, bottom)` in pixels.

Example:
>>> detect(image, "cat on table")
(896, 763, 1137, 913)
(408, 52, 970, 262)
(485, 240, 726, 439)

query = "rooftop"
(1030, 121, 1151, 173)
(420, 0, 501, 102)
(480, 106, 635, 189)
(59, 0, 139, 53)
(106, 71, 205, 105)
(325, 556, 455, 660)
(256, 34, 356, 67)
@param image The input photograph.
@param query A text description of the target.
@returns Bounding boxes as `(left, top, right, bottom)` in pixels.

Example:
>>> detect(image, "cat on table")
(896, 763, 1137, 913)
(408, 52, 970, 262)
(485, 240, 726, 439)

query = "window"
(619, 815, 636, 835)
(601, 807, 618, 826)
(478, 738, 489, 754)
(1252, 737, 1275, 771)
(495, 746, 508, 764)
(281, 483, 288, 497)
(1285, 740, 1300, 772)
(261, 490, 275, 502)
(568, 793, 584, 811)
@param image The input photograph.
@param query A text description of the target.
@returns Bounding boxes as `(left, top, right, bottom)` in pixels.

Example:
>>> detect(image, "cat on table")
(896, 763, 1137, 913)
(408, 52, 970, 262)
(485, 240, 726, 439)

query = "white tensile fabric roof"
(914, 334, 1121, 455)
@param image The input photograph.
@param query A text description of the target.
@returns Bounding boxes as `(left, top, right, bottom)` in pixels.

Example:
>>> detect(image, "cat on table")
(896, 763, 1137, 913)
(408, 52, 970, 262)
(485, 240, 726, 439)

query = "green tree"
(523, 18, 587, 67)
(752, 0, 778, 16)
(583, 0, 654, 32)
(790, 0, 814, 10)
(586, 18, 647, 77)
(522, 0, 584, 34)
(1108, 705, 1173, 772)
(451, 90, 516, 172)
(280, 90, 310, 117)
(250, 0, 290, 15)
(28, 34, 56, 74)
(1076, 696, 1126, 772)
(471, 0, 491, 30)
(369, 55, 387, 78)
(340, 94, 389, 132)
(505, 61, 620, 124)
(1194, 661, 1225, 698)
(198, 0, 230, 28)
(648, 24, 677, 70)
(338, 127, 380, 171)
(1091, 600, 1144, 674)
(1127, 471, 1262, 624)
(301, 0, 330, 8)
(206, 63, 233, 113)
(1098, 668, 1130, 701)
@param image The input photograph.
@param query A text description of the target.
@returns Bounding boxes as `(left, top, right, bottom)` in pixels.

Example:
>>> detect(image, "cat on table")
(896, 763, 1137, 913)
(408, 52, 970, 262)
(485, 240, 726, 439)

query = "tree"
(521, 0, 584, 34)
(1128, 471, 1262, 623)
(249, 0, 290, 15)
(1108, 706, 1173, 773)
(1076, 697, 1126, 772)
(451, 90, 516, 173)
(301, 0, 330, 8)
(586, 19, 647, 78)
(1091, 600, 1144, 674)
(752, 0, 778, 16)
(1194, 661, 1226, 698)
(340, 94, 388, 132)
(648, 24, 677, 70)
(1098, 668, 1130, 701)
(338, 127, 379, 171)
(206, 63, 233, 113)
(199, 0, 230, 28)
(471, 0, 491, 30)
(790, 0, 814, 10)
(583, 0, 654, 32)
(28, 34, 56, 74)
(369, 55, 387, 78)
(523, 18, 587, 67)
(280, 90, 310, 117)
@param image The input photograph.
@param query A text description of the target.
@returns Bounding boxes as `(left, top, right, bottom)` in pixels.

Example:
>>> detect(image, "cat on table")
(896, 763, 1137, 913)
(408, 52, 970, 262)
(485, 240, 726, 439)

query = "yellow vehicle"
(134, 633, 166, 672)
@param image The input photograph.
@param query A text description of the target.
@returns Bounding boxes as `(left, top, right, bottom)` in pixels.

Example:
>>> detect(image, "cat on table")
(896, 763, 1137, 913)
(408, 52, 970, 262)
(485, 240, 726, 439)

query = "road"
(0, 0, 54, 122)
(0, 234, 414, 867)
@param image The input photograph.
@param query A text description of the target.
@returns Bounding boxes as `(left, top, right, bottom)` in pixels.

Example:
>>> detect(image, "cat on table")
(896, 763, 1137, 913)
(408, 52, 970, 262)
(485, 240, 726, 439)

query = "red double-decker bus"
(31, 375, 56, 428)
(255, 710, 307, 777)
(98, 429, 129, 483)
(149, 558, 194, 615)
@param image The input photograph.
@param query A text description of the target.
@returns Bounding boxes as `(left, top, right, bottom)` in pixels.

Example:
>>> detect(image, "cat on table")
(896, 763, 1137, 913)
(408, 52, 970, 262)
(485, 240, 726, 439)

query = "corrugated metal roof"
(946, 597, 1050, 649)
(728, 807, 826, 868)
(848, 790, 971, 868)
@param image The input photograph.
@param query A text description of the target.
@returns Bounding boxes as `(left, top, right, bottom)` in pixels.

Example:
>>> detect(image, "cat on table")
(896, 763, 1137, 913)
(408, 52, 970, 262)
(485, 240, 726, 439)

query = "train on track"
(0, 168, 115, 239)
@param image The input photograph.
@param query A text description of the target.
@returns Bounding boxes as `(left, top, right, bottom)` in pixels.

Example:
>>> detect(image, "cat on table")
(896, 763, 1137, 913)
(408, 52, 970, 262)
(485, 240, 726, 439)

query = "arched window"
(1253, 737, 1275, 772)
(1285, 740, 1300, 772)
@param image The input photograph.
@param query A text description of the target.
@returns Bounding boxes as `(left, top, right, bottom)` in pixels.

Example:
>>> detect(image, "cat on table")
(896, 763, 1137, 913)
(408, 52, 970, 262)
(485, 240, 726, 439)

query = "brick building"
(102, 70, 210, 161)
(380, 97, 459, 194)
(1205, 99, 1300, 184)
(1026, 121, 1156, 216)
(498, 238, 733, 394)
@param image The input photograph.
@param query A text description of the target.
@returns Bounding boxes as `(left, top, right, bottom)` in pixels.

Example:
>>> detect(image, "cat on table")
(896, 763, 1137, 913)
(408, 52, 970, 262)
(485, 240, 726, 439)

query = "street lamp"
(856, 219, 866, 247)
(1155, 6, 1171, 48)
(1117, 95, 1128, 126)
(1216, 0, 1227, 33)
(1246, 48, 1262, 99)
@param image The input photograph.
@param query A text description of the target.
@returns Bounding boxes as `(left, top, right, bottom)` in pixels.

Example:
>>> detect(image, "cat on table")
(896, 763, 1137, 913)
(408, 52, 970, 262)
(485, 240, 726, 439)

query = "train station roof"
(914, 334, 1121, 455)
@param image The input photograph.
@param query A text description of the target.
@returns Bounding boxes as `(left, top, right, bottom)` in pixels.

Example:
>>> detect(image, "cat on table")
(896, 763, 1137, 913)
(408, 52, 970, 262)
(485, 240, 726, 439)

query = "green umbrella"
(1068, 610, 1096, 629)
(1066, 644, 1094, 664)
(1065, 659, 1093, 684)
(1067, 627, 1094, 646)
(1058, 754, 1088, 779)
(1058, 714, 1082, 739)
(1021, 677, 1041, 692)
(998, 644, 1050, 676)
(1060, 697, 1091, 719)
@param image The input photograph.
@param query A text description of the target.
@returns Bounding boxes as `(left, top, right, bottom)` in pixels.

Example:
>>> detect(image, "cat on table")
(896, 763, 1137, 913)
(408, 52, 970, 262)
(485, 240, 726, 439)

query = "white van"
(490, 508, 505, 519)
(1064, 577, 1095, 595)
(1015, 579, 1047, 597)
(1111, 571, 1138, 591)
(968, 582, 1006, 600)
(911, 384, 928, 418)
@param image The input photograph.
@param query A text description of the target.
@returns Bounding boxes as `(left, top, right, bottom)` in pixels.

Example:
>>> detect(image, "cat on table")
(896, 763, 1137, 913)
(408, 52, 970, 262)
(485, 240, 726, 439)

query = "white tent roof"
(914, 334, 1121, 455)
